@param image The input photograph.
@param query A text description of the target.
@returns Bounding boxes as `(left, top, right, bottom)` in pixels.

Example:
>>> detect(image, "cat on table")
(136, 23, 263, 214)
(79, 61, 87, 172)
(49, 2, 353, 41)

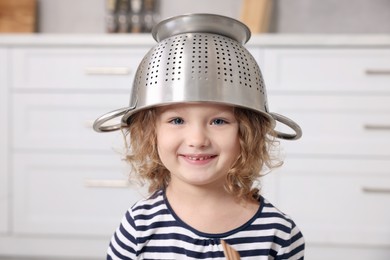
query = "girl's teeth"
(188, 156, 210, 161)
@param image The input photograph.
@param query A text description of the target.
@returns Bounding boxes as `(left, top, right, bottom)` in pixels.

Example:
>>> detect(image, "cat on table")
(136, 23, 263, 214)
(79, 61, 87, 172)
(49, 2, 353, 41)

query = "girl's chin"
(171, 171, 226, 188)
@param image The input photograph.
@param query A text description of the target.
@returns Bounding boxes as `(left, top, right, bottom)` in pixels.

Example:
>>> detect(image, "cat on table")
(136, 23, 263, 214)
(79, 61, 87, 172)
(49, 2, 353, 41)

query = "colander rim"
(152, 13, 251, 44)
(120, 101, 276, 129)
(93, 101, 302, 140)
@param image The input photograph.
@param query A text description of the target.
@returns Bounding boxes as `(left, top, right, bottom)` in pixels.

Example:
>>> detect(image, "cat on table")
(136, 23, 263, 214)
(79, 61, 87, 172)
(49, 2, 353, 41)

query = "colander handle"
(93, 107, 132, 132)
(269, 112, 302, 140)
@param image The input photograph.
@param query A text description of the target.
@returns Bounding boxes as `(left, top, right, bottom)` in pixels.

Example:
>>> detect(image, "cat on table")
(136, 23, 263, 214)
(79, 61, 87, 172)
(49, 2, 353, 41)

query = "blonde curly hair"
(122, 106, 280, 202)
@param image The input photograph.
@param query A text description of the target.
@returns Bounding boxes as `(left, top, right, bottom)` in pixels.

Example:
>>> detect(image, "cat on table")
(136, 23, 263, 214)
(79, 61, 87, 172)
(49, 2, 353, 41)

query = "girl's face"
(156, 103, 241, 189)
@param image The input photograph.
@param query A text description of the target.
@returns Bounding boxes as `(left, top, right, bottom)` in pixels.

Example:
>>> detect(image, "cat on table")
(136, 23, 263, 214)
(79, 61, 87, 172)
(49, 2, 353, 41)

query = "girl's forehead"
(156, 103, 235, 114)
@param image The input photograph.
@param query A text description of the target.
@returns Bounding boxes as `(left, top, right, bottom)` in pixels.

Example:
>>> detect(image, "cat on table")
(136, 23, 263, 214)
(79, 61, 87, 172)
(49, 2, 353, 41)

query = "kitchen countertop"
(0, 34, 390, 47)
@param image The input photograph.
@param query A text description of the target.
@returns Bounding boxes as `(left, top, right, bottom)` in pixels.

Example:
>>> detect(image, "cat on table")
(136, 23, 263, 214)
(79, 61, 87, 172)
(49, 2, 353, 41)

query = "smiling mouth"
(183, 155, 217, 161)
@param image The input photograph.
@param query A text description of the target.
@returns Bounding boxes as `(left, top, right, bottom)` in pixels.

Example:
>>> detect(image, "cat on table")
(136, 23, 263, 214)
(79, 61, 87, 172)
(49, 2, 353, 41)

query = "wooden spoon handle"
(221, 240, 241, 260)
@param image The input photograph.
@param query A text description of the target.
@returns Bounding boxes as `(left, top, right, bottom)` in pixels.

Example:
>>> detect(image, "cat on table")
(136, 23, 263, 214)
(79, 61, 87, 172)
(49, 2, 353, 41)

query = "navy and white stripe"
(107, 190, 305, 259)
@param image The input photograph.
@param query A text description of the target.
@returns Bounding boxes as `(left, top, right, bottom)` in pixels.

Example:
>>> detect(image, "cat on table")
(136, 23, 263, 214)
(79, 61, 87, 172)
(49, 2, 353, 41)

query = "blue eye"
(169, 118, 184, 125)
(211, 118, 227, 125)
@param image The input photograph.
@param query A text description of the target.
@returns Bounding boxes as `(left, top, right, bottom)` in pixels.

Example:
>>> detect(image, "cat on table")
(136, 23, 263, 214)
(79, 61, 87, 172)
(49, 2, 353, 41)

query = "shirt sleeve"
(276, 220, 305, 260)
(107, 210, 138, 260)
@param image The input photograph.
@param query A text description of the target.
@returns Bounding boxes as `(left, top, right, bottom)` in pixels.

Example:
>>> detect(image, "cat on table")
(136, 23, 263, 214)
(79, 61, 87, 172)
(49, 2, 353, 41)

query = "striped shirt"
(107, 190, 305, 259)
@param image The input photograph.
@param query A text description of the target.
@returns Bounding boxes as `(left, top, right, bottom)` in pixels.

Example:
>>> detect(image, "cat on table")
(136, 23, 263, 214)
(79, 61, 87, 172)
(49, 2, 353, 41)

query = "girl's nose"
(186, 125, 210, 148)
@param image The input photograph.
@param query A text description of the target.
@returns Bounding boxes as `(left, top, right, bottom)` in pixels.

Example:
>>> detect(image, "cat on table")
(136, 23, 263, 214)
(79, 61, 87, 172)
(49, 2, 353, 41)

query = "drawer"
(12, 93, 129, 151)
(307, 245, 390, 260)
(12, 153, 146, 236)
(273, 158, 390, 246)
(11, 47, 150, 91)
(270, 95, 390, 157)
(262, 48, 390, 93)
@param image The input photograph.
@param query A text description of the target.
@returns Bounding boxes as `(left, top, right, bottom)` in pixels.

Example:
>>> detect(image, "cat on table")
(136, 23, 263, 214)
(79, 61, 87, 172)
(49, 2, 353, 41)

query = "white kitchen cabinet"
(1, 35, 390, 260)
(262, 48, 390, 93)
(12, 93, 128, 151)
(11, 47, 148, 91)
(0, 39, 154, 259)
(270, 95, 390, 157)
(258, 46, 390, 259)
(0, 48, 8, 234)
(12, 153, 146, 236)
(273, 158, 390, 246)
(9, 47, 145, 235)
(305, 245, 390, 260)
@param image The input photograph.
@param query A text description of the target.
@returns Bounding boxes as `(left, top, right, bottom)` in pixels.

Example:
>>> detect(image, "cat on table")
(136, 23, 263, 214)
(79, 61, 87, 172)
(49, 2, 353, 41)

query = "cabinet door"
(12, 93, 129, 151)
(306, 244, 390, 260)
(11, 47, 149, 91)
(13, 153, 147, 236)
(262, 48, 390, 93)
(273, 158, 390, 247)
(270, 95, 390, 157)
(0, 48, 9, 234)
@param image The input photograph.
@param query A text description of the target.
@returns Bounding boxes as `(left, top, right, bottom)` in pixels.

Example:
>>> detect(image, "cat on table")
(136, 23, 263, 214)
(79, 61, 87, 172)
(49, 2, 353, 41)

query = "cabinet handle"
(365, 69, 390, 75)
(364, 124, 390, 131)
(85, 67, 131, 75)
(362, 187, 390, 194)
(84, 179, 129, 188)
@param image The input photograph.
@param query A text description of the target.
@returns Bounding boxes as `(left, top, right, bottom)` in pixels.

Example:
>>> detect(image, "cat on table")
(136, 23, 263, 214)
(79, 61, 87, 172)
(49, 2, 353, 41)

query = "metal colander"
(93, 13, 302, 140)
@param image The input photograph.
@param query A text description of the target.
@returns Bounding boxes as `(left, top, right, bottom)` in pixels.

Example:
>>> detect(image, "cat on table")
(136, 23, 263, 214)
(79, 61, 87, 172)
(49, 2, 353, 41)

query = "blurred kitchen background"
(1, 0, 390, 33)
(1, 0, 390, 260)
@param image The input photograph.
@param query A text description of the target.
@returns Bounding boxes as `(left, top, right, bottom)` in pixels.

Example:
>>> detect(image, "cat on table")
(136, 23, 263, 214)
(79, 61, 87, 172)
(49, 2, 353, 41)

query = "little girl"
(94, 14, 304, 260)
